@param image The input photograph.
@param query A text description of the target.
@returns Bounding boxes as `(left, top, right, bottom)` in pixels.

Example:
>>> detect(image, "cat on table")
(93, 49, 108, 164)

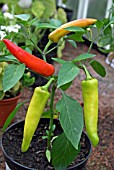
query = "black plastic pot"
(1, 119, 92, 170)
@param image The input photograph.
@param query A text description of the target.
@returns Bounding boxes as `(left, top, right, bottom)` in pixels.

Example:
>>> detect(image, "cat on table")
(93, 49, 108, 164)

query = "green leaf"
(103, 17, 114, 31)
(14, 14, 30, 21)
(2, 101, 26, 131)
(98, 35, 112, 47)
(57, 62, 79, 88)
(25, 47, 32, 54)
(98, 24, 112, 47)
(31, 1, 45, 19)
(0, 55, 19, 63)
(98, 47, 111, 53)
(21, 73, 35, 87)
(68, 32, 84, 42)
(52, 132, 80, 170)
(95, 20, 104, 29)
(110, 16, 114, 24)
(42, 110, 51, 118)
(64, 26, 85, 32)
(50, 19, 62, 27)
(46, 149, 51, 162)
(41, 0, 56, 19)
(52, 58, 66, 64)
(42, 110, 58, 119)
(73, 53, 96, 62)
(60, 81, 72, 91)
(90, 60, 106, 77)
(18, 23, 29, 38)
(0, 91, 5, 100)
(36, 23, 58, 29)
(56, 93, 83, 149)
(3, 64, 25, 92)
(29, 17, 39, 26)
(57, 7, 67, 24)
(67, 40, 77, 48)
(0, 41, 5, 51)
(103, 25, 112, 36)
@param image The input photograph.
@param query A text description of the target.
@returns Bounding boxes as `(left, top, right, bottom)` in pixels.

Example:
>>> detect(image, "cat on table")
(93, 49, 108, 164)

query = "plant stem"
(83, 65, 92, 80)
(45, 45, 58, 55)
(87, 32, 101, 54)
(47, 84, 56, 150)
(30, 38, 43, 55)
(42, 54, 46, 62)
(87, 41, 94, 53)
(43, 40, 52, 53)
(45, 39, 64, 55)
(42, 78, 55, 150)
(27, 27, 43, 55)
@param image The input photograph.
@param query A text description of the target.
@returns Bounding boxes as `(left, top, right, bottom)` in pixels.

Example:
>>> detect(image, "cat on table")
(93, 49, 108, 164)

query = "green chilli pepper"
(21, 86, 50, 152)
(81, 66, 99, 147)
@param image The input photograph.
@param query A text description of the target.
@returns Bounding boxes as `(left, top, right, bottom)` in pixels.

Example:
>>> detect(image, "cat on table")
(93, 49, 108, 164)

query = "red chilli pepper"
(2, 39, 55, 77)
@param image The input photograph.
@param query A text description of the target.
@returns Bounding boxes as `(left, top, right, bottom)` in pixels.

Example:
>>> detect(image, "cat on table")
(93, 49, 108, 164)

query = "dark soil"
(0, 42, 114, 170)
(2, 119, 91, 170)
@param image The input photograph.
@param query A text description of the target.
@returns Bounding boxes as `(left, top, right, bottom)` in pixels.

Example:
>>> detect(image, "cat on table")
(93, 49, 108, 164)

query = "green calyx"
(82, 65, 92, 80)
(42, 77, 55, 91)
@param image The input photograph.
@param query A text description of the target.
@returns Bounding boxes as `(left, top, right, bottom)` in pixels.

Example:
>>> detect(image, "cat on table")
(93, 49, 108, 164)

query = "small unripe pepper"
(81, 66, 99, 147)
(21, 86, 50, 152)
(48, 18, 97, 43)
(2, 39, 55, 77)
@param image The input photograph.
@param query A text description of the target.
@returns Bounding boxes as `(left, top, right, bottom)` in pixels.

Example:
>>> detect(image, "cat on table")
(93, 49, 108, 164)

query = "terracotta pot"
(1, 119, 92, 170)
(0, 94, 20, 127)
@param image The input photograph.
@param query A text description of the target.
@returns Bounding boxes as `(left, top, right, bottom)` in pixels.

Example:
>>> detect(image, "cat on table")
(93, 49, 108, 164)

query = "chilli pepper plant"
(1, 16, 106, 169)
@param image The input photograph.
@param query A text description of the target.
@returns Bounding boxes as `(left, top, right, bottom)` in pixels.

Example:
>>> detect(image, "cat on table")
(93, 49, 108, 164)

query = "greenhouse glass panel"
(87, 0, 108, 19)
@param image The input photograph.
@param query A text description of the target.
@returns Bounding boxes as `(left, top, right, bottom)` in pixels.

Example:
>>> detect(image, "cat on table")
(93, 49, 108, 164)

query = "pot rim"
(1, 121, 33, 170)
(0, 94, 21, 103)
(67, 132, 92, 169)
(1, 120, 92, 170)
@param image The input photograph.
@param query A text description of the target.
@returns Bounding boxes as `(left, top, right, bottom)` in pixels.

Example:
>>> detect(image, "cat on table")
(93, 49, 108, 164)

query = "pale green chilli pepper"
(82, 78, 99, 147)
(21, 86, 50, 152)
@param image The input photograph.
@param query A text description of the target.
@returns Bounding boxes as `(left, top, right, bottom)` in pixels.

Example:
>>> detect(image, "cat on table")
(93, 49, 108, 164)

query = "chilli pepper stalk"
(2, 39, 55, 77)
(81, 65, 99, 147)
(48, 18, 97, 43)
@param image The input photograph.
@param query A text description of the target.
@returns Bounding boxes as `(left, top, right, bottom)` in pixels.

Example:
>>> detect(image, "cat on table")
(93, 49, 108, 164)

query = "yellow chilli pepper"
(48, 18, 97, 43)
